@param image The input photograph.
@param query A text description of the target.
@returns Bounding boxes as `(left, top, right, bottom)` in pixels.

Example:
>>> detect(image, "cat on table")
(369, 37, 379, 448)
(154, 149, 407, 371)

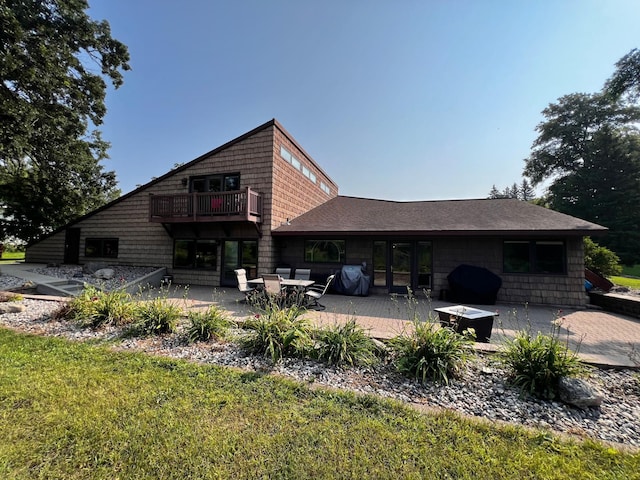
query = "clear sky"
(89, 0, 640, 201)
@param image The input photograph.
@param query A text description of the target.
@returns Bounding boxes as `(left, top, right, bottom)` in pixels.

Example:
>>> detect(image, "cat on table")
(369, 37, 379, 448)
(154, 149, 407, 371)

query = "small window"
(291, 155, 301, 171)
(503, 240, 565, 274)
(320, 182, 331, 195)
(174, 239, 218, 269)
(280, 146, 292, 162)
(304, 240, 345, 263)
(85, 238, 119, 258)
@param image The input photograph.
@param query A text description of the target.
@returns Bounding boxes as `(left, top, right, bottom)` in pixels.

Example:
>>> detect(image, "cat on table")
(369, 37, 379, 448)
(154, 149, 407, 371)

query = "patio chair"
(275, 267, 291, 279)
(262, 273, 284, 295)
(294, 268, 311, 280)
(234, 268, 256, 302)
(304, 274, 335, 310)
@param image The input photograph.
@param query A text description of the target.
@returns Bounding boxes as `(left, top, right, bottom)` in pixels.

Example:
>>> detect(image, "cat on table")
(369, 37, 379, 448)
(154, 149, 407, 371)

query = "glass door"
(221, 240, 258, 287)
(390, 242, 412, 294)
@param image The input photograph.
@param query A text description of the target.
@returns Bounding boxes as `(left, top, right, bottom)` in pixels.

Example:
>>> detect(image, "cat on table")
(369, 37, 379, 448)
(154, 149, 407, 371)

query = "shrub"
(0, 292, 23, 302)
(584, 237, 622, 277)
(67, 285, 135, 328)
(389, 320, 475, 385)
(498, 322, 585, 400)
(187, 306, 232, 343)
(241, 305, 312, 363)
(131, 296, 182, 336)
(312, 318, 380, 367)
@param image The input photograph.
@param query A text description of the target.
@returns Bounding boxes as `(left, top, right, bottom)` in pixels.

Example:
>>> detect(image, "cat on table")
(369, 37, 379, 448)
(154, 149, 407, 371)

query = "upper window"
(190, 174, 240, 193)
(304, 240, 345, 263)
(85, 238, 119, 258)
(503, 240, 565, 274)
(280, 145, 323, 188)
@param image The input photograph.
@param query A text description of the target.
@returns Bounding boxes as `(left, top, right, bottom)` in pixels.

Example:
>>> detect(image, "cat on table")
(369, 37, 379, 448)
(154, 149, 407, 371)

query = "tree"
(523, 92, 640, 264)
(584, 237, 621, 277)
(605, 48, 640, 101)
(0, 0, 130, 242)
(520, 179, 535, 201)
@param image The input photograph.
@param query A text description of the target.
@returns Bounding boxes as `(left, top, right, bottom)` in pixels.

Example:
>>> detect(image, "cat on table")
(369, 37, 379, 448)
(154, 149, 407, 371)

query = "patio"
(168, 285, 640, 369)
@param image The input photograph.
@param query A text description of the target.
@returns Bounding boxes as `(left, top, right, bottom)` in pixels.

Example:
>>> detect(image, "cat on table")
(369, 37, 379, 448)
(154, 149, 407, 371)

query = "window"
(304, 240, 345, 263)
(503, 240, 565, 274)
(190, 174, 240, 193)
(174, 239, 218, 269)
(85, 238, 118, 258)
(373, 241, 387, 286)
(280, 144, 319, 186)
(320, 182, 331, 195)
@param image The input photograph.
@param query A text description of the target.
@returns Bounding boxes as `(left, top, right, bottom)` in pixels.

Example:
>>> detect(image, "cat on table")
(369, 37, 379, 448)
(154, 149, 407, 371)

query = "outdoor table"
(434, 305, 498, 343)
(247, 278, 314, 289)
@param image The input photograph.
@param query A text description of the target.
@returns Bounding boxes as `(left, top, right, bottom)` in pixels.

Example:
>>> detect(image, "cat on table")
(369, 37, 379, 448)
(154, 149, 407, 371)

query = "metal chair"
(304, 274, 335, 310)
(234, 268, 255, 301)
(294, 268, 311, 280)
(262, 273, 284, 295)
(275, 268, 291, 279)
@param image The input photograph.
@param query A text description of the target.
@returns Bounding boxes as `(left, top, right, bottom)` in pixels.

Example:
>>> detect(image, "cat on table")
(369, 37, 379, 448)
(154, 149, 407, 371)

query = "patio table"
(434, 305, 498, 343)
(247, 278, 314, 289)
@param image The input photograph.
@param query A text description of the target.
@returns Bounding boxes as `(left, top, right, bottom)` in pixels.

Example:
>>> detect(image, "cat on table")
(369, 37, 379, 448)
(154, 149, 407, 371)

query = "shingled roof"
(272, 196, 607, 237)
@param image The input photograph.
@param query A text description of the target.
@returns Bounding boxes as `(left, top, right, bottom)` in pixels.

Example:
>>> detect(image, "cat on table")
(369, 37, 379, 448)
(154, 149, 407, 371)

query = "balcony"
(149, 188, 262, 224)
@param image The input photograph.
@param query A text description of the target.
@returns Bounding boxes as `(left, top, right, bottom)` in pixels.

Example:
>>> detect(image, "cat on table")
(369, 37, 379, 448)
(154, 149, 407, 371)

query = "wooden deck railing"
(149, 188, 262, 223)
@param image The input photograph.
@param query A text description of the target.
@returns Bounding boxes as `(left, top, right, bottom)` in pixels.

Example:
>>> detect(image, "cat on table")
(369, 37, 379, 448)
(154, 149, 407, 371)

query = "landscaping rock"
(83, 262, 108, 274)
(0, 303, 26, 314)
(558, 376, 604, 409)
(93, 268, 115, 280)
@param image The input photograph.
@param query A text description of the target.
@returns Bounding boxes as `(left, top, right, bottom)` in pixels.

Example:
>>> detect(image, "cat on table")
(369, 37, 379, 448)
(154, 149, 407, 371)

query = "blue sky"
(89, 0, 640, 200)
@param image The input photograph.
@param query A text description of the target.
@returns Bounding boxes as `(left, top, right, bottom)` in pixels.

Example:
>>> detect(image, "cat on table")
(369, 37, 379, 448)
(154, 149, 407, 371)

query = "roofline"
(272, 119, 338, 190)
(272, 229, 608, 237)
(28, 119, 282, 246)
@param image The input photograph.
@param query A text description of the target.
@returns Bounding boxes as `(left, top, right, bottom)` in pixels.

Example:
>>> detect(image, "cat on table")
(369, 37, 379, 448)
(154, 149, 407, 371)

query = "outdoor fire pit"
(434, 305, 498, 343)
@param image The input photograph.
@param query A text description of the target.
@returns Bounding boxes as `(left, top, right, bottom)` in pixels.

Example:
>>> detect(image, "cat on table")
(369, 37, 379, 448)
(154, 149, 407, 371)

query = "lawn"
(0, 329, 637, 479)
(0, 251, 25, 261)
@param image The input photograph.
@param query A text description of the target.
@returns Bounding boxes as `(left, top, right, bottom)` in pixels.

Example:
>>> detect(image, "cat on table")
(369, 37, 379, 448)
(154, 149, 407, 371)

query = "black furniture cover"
(333, 264, 371, 296)
(446, 264, 502, 305)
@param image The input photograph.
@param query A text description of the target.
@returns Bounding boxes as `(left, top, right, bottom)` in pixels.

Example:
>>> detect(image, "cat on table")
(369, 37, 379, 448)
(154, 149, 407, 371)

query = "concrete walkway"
(2, 262, 639, 368)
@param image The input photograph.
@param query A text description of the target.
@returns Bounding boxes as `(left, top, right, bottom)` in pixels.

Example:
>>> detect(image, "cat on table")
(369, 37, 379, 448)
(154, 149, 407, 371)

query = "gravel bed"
(29, 265, 158, 291)
(0, 297, 639, 450)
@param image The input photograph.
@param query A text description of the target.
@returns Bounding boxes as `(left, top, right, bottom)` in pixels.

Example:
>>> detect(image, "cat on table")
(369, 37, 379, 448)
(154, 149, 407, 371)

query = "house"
(26, 119, 607, 306)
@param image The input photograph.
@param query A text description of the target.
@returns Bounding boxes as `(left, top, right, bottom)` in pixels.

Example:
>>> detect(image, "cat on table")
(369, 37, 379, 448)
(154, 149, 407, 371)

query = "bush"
(312, 318, 380, 367)
(498, 322, 585, 400)
(584, 237, 622, 277)
(131, 296, 182, 336)
(389, 320, 475, 385)
(67, 285, 135, 328)
(241, 305, 312, 363)
(186, 306, 232, 343)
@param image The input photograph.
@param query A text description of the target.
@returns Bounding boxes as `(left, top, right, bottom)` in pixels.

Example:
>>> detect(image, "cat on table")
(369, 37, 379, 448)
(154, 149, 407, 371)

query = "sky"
(88, 0, 640, 201)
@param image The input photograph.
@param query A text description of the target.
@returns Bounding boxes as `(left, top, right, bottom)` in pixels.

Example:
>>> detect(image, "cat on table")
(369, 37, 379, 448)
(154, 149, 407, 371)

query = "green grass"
(622, 264, 640, 277)
(0, 329, 638, 479)
(0, 251, 25, 261)
(610, 276, 640, 289)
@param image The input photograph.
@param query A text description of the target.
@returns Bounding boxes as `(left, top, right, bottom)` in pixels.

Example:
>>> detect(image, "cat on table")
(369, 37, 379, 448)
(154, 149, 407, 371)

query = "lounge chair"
(304, 274, 335, 310)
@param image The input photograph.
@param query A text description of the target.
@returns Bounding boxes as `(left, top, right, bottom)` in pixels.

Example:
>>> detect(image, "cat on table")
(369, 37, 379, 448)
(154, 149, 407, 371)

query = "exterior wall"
(278, 235, 588, 307)
(25, 231, 65, 264)
(432, 236, 587, 307)
(267, 127, 339, 273)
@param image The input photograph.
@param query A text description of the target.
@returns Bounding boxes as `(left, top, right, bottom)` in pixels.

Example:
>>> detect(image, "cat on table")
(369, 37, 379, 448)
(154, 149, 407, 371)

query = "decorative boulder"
(83, 262, 108, 274)
(558, 377, 604, 409)
(0, 303, 26, 314)
(93, 268, 115, 280)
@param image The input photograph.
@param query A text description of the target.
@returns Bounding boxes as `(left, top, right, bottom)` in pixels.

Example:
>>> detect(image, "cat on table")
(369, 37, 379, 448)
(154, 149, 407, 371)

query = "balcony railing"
(149, 188, 262, 223)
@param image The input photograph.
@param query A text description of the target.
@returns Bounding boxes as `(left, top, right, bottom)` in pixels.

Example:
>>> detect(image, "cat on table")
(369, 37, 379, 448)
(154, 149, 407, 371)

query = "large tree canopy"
(605, 48, 640, 101)
(523, 90, 640, 263)
(0, 0, 130, 242)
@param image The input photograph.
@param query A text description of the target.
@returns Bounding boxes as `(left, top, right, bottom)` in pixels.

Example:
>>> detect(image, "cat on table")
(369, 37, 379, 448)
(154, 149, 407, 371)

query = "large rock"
(93, 268, 115, 280)
(0, 303, 26, 314)
(558, 377, 604, 409)
(83, 262, 108, 274)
